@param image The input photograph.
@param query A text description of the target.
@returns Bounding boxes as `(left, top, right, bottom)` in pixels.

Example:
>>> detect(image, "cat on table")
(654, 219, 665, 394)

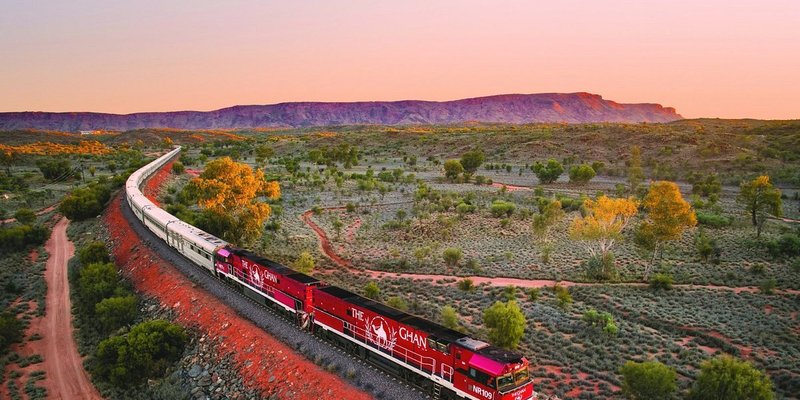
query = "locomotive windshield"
(496, 367, 531, 392)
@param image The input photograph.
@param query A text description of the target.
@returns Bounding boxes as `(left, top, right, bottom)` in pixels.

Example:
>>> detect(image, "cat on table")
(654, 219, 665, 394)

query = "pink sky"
(1, 1, 798, 119)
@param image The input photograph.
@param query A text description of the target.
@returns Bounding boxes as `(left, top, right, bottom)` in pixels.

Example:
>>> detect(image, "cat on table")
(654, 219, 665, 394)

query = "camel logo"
(250, 268, 263, 288)
(365, 316, 397, 351)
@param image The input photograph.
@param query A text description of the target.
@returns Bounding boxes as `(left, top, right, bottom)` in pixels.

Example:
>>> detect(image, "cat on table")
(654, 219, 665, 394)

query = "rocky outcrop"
(0, 93, 681, 131)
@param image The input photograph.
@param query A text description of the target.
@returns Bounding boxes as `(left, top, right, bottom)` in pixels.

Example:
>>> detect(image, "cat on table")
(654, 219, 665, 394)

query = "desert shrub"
(364, 281, 380, 300)
(528, 288, 540, 302)
(386, 296, 408, 311)
(0, 311, 24, 353)
(532, 159, 564, 184)
(582, 309, 618, 335)
(649, 273, 673, 290)
(759, 278, 777, 295)
(13, 208, 36, 225)
(0, 224, 49, 252)
(77, 262, 122, 311)
(490, 200, 516, 218)
(455, 202, 476, 215)
(568, 164, 596, 184)
(619, 360, 677, 400)
(766, 233, 800, 258)
(696, 211, 732, 228)
(443, 159, 464, 180)
(170, 161, 184, 174)
(502, 285, 517, 301)
(688, 355, 774, 400)
(553, 285, 573, 310)
(92, 320, 187, 387)
(59, 182, 112, 221)
(440, 305, 458, 329)
(292, 251, 315, 274)
(582, 253, 617, 281)
(483, 300, 526, 349)
(37, 158, 72, 181)
(696, 229, 721, 264)
(78, 241, 111, 265)
(457, 278, 475, 292)
(95, 295, 138, 334)
(443, 247, 462, 267)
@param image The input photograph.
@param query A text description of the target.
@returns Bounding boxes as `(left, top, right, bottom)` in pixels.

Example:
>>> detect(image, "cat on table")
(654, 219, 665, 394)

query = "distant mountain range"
(0, 93, 681, 131)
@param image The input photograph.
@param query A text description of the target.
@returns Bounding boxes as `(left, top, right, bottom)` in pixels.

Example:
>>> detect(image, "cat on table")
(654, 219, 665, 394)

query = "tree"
(628, 146, 645, 195)
(441, 305, 459, 329)
(161, 136, 174, 149)
(95, 295, 138, 333)
(532, 159, 564, 184)
(532, 199, 564, 241)
(689, 355, 774, 400)
(443, 247, 462, 267)
(490, 200, 516, 218)
(185, 157, 280, 246)
(37, 158, 72, 181)
(569, 164, 596, 184)
(93, 320, 187, 387)
(569, 196, 638, 277)
(639, 181, 697, 280)
(78, 241, 110, 265)
(443, 159, 464, 181)
(78, 262, 121, 310)
(737, 176, 782, 237)
(386, 296, 408, 311)
(460, 150, 485, 176)
(482, 300, 526, 349)
(171, 161, 184, 174)
(291, 251, 315, 274)
(0, 311, 24, 353)
(619, 360, 677, 400)
(364, 281, 380, 300)
(254, 144, 274, 167)
(0, 150, 15, 175)
(59, 183, 112, 221)
(13, 208, 36, 225)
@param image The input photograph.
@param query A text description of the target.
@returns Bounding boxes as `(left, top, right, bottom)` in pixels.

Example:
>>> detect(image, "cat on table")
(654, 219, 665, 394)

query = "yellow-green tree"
(737, 175, 782, 237)
(639, 181, 697, 280)
(482, 300, 526, 349)
(570, 196, 639, 258)
(187, 157, 280, 246)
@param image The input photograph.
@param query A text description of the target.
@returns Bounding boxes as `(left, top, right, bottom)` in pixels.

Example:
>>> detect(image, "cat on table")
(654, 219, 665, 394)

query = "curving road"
(41, 217, 103, 399)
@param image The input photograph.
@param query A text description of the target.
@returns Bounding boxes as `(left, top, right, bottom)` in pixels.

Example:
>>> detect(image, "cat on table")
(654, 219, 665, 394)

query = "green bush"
(59, 183, 112, 221)
(13, 208, 36, 225)
(696, 211, 732, 228)
(489, 200, 516, 218)
(0, 311, 24, 353)
(483, 300, 526, 349)
(568, 164, 596, 184)
(95, 295, 138, 334)
(37, 158, 72, 181)
(688, 355, 774, 400)
(619, 360, 677, 400)
(386, 296, 408, 311)
(0, 224, 49, 252)
(766, 233, 800, 258)
(92, 320, 187, 387)
(443, 248, 462, 267)
(78, 262, 122, 310)
(457, 278, 475, 292)
(649, 273, 674, 290)
(532, 159, 564, 184)
(78, 241, 110, 265)
(364, 281, 380, 300)
(170, 161, 184, 174)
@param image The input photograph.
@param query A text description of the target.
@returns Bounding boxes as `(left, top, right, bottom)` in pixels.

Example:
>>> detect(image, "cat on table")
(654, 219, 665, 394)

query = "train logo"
(365, 316, 397, 351)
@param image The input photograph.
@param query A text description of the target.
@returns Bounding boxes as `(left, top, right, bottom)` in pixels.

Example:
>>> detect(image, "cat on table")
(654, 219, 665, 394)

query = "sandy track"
(41, 217, 103, 399)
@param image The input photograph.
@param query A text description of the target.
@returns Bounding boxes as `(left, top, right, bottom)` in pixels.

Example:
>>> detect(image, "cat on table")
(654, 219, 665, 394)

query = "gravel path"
(120, 196, 429, 400)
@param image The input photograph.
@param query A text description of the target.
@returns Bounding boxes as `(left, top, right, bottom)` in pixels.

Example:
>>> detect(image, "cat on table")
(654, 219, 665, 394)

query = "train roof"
(231, 248, 320, 284)
(317, 286, 465, 343)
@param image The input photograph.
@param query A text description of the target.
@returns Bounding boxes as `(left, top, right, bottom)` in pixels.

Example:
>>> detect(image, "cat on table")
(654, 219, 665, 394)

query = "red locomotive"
(215, 246, 533, 400)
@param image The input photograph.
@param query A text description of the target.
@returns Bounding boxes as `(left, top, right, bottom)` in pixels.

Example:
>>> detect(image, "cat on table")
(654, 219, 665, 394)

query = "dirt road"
(41, 217, 103, 399)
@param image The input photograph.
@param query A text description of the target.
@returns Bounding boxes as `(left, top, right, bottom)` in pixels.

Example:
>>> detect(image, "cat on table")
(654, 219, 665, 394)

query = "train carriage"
(214, 247, 321, 317)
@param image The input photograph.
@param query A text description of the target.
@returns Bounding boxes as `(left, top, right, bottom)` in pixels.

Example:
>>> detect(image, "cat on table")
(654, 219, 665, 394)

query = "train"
(125, 147, 535, 400)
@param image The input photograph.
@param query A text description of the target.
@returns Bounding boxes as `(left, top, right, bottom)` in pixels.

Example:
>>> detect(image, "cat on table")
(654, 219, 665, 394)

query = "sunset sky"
(1, 0, 798, 119)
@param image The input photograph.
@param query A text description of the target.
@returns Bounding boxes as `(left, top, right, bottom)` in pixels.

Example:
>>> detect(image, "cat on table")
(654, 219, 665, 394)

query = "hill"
(0, 93, 680, 131)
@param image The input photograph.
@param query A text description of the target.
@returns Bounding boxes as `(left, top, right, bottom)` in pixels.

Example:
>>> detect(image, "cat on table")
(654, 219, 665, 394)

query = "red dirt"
(105, 196, 371, 399)
(142, 159, 175, 206)
(0, 218, 103, 399)
(491, 182, 532, 192)
(185, 168, 202, 177)
(301, 209, 352, 268)
(29, 248, 39, 262)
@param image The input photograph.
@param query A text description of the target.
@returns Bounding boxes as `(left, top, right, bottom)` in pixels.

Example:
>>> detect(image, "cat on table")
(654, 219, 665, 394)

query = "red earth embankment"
(104, 195, 371, 399)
